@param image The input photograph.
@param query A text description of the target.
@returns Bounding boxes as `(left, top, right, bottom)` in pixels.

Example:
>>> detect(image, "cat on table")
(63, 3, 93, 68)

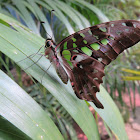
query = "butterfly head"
(45, 38, 56, 49)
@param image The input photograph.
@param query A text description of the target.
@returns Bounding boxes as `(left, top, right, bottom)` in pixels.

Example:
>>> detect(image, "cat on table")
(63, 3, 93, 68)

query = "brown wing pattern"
(58, 20, 140, 108)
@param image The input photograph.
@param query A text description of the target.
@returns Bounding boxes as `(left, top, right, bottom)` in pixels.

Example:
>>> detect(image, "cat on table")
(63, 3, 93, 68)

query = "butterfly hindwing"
(58, 20, 140, 108)
(66, 54, 105, 108)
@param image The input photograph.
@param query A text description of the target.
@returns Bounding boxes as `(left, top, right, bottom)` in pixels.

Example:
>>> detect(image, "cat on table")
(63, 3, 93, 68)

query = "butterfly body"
(45, 39, 68, 84)
(45, 20, 140, 109)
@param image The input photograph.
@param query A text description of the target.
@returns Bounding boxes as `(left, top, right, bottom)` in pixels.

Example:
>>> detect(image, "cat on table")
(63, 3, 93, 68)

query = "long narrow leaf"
(54, 0, 85, 30)
(12, 0, 39, 34)
(0, 116, 31, 140)
(122, 76, 140, 81)
(44, 0, 75, 34)
(122, 68, 140, 75)
(27, 0, 53, 38)
(72, 0, 109, 22)
(90, 85, 128, 140)
(0, 70, 64, 140)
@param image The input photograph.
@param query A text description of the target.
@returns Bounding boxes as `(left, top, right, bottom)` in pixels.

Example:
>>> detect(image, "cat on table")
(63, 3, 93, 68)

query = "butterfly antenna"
(41, 10, 55, 40)
(40, 63, 52, 84)
(41, 21, 52, 39)
(50, 9, 55, 40)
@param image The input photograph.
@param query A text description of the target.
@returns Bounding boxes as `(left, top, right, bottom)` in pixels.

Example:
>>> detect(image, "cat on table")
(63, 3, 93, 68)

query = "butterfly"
(44, 20, 140, 109)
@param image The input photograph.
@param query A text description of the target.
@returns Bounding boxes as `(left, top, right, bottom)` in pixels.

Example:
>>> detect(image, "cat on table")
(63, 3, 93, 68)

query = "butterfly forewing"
(56, 20, 140, 109)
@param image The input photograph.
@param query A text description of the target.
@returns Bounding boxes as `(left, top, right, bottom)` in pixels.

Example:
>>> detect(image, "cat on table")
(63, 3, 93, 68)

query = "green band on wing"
(81, 47, 92, 56)
(73, 43, 77, 48)
(99, 27, 107, 32)
(62, 50, 71, 60)
(63, 42, 67, 49)
(73, 49, 78, 53)
(83, 40, 87, 44)
(62, 50, 72, 66)
(80, 33, 85, 38)
(101, 39, 109, 45)
(90, 43, 100, 50)
(109, 36, 114, 40)
(94, 35, 99, 39)
(72, 37, 76, 42)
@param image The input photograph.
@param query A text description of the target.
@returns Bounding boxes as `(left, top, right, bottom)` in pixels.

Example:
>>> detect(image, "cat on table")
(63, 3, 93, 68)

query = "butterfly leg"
(22, 54, 44, 71)
(16, 45, 44, 63)
(40, 63, 52, 84)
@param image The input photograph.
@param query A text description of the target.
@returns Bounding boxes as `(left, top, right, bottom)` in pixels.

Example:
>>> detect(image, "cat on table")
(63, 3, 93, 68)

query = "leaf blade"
(90, 85, 128, 140)
(0, 70, 64, 140)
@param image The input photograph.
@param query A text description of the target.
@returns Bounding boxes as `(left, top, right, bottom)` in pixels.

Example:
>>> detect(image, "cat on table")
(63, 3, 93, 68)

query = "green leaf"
(122, 76, 140, 81)
(0, 70, 64, 140)
(72, 0, 109, 22)
(54, 0, 85, 30)
(0, 116, 31, 140)
(90, 85, 128, 140)
(27, 0, 53, 37)
(11, 0, 39, 34)
(122, 69, 140, 81)
(122, 68, 140, 75)
(43, 0, 75, 34)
